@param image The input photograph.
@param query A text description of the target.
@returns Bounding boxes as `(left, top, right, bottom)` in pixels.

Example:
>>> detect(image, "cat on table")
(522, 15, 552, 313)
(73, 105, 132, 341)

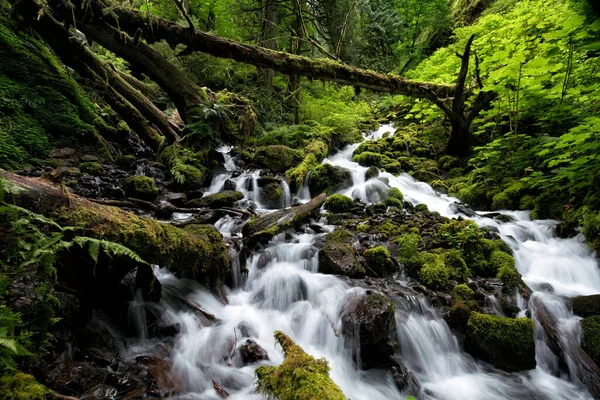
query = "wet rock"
(57, 166, 81, 177)
(239, 339, 269, 364)
(341, 290, 397, 369)
(134, 263, 162, 302)
(236, 321, 258, 338)
(81, 384, 118, 400)
(149, 322, 180, 338)
(390, 357, 421, 397)
(571, 294, 600, 318)
(465, 312, 536, 371)
(449, 202, 477, 217)
(115, 155, 136, 169)
(318, 229, 365, 278)
(187, 190, 244, 208)
(555, 221, 578, 238)
(134, 160, 166, 183)
(223, 179, 237, 191)
(155, 201, 176, 219)
(135, 355, 177, 392)
(81, 155, 99, 162)
(260, 181, 284, 209)
(45, 360, 108, 396)
(365, 166, 379, 180)
(308, 164, 353, 195)
(363, 246, 397, 277)
(185, 189, 204, 201)
(156, 193, 187, 207)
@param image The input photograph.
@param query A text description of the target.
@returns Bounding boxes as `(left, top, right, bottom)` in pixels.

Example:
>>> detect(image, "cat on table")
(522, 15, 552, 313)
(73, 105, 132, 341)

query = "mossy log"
(255, 331, 346, 400)
(242, 194, 326, 245)
(1, 171, 230, 286)
(530, 296, 600, 398)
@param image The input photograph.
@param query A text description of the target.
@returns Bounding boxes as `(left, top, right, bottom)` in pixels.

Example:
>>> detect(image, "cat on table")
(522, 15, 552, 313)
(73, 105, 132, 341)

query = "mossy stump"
(256, 331, 346, 400)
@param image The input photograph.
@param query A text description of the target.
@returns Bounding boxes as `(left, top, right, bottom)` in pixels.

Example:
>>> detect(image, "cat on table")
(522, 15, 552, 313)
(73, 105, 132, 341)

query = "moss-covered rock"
(308, 164, 352, 195)
(255, 331, 346, 400)
(188, 190, 244, 208)
(465, 312, 536, 371)
(388, 187, 404, 201)
(0, 372, 49, 400)
(341, 290, 396, 369)
(260, 181, 285, 209)
(364, 246, 397, 276)
(352, 151, 387, 168)
(254, 145, 303, 173)
(324, 194, 354, 213)
(385, 196, 403, 208)
(490, 251, 521, 288)
(414, 204, 429, 213)
(79, 162, 104, 176)
(453, 284, 474, 300)
(169, 163, 206, 190)
(583, 211, 600, 255)
(491, 181, 526, 210)
(445, 249, 470, 281)
(571, 295, 600, 318)
(419, 253, 449, 290)
(115, 154, 136, 169)
(581, 316, 600, 366)
(319, 229, 365, 278)
(124, 176, 158, 201)
(365, 166, 379, 180)
(395, 233, 424, 273)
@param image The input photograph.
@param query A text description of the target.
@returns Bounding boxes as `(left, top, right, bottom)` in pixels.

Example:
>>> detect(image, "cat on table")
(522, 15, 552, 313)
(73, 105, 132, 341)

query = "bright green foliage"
(491, 250, 520, 288)
(439, 220, 483, 250)
(419, 252, 450, 290)
(445, 249, 471, 281)
(453, 284, 475, 300)
(0, 18, 96, 169)
(324, 194, 355, 213)
(582, 210, 600, 253)
(255, 331, 346, 400)
(395, 233, 424, 271)
(79, 162, 104, 176)
(388, 187, 404, 201)
(363, 246, 396, 276)
(385, 196, 403, 208)
(254, 145, 303, 173)
(0, 372, 49, 400)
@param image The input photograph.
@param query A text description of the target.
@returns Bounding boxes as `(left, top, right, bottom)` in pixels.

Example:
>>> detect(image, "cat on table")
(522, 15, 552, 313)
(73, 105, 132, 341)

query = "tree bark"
(1, 170, 230, 287)
(261, 0, 278, 92)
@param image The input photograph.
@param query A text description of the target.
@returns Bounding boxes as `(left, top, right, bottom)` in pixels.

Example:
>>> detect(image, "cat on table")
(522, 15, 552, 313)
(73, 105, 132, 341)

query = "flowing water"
(130, 124, 599, 399)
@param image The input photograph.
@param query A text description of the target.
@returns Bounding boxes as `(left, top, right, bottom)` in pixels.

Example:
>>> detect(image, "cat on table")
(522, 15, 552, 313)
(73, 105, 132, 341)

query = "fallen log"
(1, 170, 230, 286)
(242, 194, 326, 245)
(531, 296, 600, 398)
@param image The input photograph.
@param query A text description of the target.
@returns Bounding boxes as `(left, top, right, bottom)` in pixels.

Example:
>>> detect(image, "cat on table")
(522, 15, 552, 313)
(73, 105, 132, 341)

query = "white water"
(132, 124, 599, 399)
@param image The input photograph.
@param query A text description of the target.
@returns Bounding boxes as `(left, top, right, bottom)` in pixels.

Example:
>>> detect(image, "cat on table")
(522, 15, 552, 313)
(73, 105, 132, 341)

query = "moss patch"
(124, 176, 158, 201)
(254, 145, 303, 173)
(79, 162, 104, 175)
(324, 194, 354, 213)
(256, 331, 346, 400)
(581, 316, 600, 366)
(364, 246, 396, 276)
(419, 253, 449, 290)
(0, 372, 49, 400)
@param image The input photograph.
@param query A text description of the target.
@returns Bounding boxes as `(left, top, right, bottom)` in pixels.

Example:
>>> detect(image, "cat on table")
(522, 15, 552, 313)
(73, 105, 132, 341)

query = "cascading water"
(128, 124, 599, 399)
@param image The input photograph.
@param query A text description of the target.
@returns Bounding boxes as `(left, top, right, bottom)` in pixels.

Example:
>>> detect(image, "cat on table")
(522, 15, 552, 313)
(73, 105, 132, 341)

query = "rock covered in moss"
(365, 166, 379, 180)
(188, 190, 243, 208)
(115, 154, 136, 169)
(341, 290, 396, 369)
(324, 194, 354, 213)
(364, 246, 397, 276)
(254, 145, 303, 173)
(318, 229, 365, 278)
(308, 164, 352, 195)
(255, 331, 346, 400)
(571, 295, 600, 318)
(169, 163, 206, 191)
(453, 284, 474, 300)
(465, 312, 536, 371)
(124, 175, 158, 201)
(419, 253, 449, 290)
(260, 181, 285, 209)
(80, 161, 104, 176)
(583, 211, 600, 256)
(0, 372, 49, 400)
(395, 233, 424, 273)
(581, 316, 600, 366)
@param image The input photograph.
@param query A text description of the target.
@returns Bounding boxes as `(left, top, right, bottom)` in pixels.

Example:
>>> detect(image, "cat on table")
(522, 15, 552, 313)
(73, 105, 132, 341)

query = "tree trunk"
(1, 170, 230, 287)
(262, 0, 278, 92)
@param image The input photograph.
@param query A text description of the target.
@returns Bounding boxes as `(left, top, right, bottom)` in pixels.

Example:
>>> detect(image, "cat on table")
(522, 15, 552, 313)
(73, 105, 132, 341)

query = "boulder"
(260, 181, 284, 209)
(323, 194, 355, 214)
(318, 229, 365, 278)
(155, 201, 176, 219)
(239, 339, 269, 365)
(223, 179, 237, 191)
(390, 357, 421, 397)
(187, 190, 244, 208)
(253, 145, 303, 173)
(49, 147, 76, 158)
(341, 290, 397, 369)
(156, 193, 187, 207)
(308, 164, 352, 195)
(81, 155, 99, 162)
(363, 246, 397, 277)
(465, 312, 535, 371)
(124, 176, 158, 201)
(365, 166, 379, 181)
(571, 294, 600, 318)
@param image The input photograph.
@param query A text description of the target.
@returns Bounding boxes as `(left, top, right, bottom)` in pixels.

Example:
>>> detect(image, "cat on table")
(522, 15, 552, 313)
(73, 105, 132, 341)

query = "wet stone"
(239, 339, 269, 364)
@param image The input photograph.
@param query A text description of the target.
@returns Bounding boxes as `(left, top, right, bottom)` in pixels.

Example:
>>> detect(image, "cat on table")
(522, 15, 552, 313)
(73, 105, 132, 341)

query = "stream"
(130, 124, 599, 399)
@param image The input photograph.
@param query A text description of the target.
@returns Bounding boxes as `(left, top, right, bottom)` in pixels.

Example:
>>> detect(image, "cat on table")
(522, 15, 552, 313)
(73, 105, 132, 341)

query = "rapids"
(128, 124, 600, 399)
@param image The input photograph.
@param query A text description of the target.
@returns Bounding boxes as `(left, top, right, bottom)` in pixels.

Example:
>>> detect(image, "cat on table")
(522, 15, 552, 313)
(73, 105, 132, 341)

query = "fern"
(73, 236, 148, 264)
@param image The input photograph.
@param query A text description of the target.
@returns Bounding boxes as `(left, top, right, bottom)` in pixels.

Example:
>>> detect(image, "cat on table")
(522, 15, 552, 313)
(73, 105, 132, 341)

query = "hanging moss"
(255, 331, 347, 400)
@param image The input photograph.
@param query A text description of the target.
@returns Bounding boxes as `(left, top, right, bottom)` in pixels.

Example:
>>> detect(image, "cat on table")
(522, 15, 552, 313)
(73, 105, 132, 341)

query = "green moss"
(378, 220, 403, 237)
(571, 295, 600, 318)
(466, 312, 536, 371)
(419, 253, 450, 290)
(286, 153, 318, 187)
(581, 316, 600, 366)
(582, 211, 600, 254)
(124, 176, 158, 201)
(356, 222, 370, 233)
(79, 162, 104, 175)
(453, 284, 475, 300)
(170, 163, 206, 189)
(192, 191, 244, 208)
(445, 249, 471, 281)
(388, 187, 404, 201)
(308, 164, 352, 195)
(305, 139, 328, 161)
(115, 154, 136, 169)
(490, 250, 515, 275)
(256, 331, 346, 400)
(395, 233, 424, 272)
(157, 144, 178, 165)
(352, 151, 387, 167)
(491, 181, 526, 210)
(364, 246, 396, 276)
(0, 372, 49, 400)
(385, 196, 403, 208)
(414, 204, 429, 213)
(254, 145, 303, 172)
(324, 194, 354, 213)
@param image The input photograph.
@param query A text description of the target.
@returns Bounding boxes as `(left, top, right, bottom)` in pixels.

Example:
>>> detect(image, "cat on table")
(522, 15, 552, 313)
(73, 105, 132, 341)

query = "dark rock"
(81, 155, 99, 162)
(156, 193, 187, 207)
(555, 221, 578, 238)
(149, 322, 181, 338)
(390, 356, 421, 397)
(81, 384, 118, 400)
(223, 179, 237, 191)
(239, 339, 269, 364)
(319, 237, 365, 278)
(49, 147, 76, 158)
(571, 295, 600, 318)
(188, 191, 244, 208)
(134, 263, 162, 302)
(341, 290, 397, 369)
(155, 201, 176, 219)
(260, 181, 285, 209)
(308, 164, 353, 195)
(449, 202, 477, 217)
(45, 360, 108, 396)
(581, 316, 600, 366)
(115, 155, 136, 169)
(185, 189, 204, 201)
(236, 322, 258, 338)
(365, 166, 379, 180)
(135, 355, 177, 392)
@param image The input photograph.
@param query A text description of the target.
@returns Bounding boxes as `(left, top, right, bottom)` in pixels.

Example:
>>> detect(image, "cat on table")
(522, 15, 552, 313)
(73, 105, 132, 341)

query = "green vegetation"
(324, 194, 355, 214)
(419, 253, 450, 290)
(581, 316, 600, 366)
(453, 284, 475, 300)
(363, 246, 396, 276)
(256, 331, 346, 400)
(124, 176, 159, 200)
